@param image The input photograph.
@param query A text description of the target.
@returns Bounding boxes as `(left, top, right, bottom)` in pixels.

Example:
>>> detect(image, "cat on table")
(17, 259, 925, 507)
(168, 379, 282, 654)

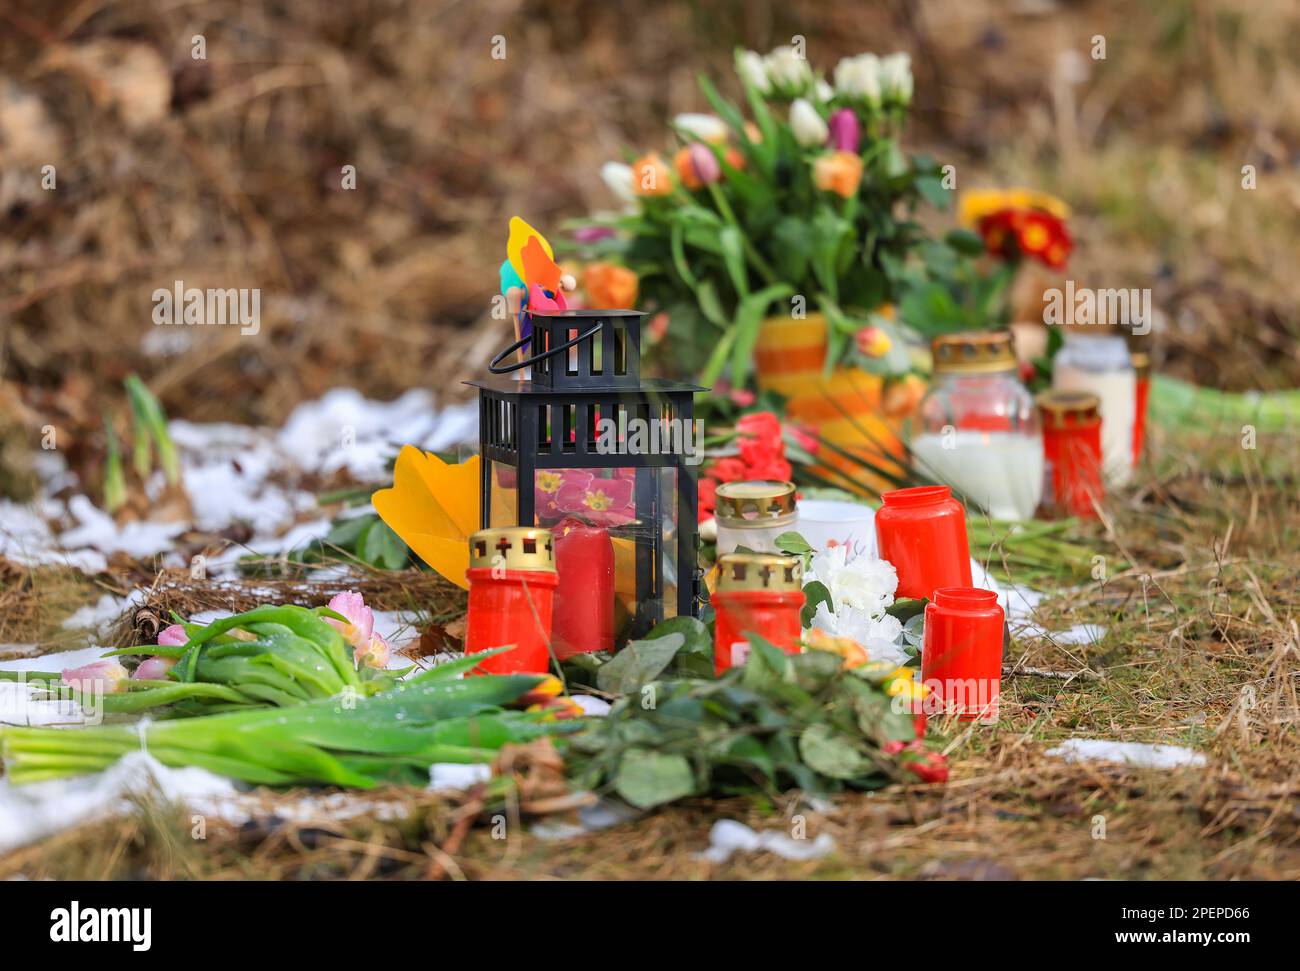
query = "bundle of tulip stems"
(0, 652, 572, 788)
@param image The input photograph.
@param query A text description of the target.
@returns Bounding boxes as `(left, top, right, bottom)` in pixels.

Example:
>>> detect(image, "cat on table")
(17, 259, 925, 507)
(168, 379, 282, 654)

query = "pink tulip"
(827, 108, 861, 154)
(133, 656, 178, 681)
(355, 633, 392, 669)
(62, 659, 129, 694)
(324, 591, 391, 668)
(686, 143, 721, 186)
(158, 624, 188, 647)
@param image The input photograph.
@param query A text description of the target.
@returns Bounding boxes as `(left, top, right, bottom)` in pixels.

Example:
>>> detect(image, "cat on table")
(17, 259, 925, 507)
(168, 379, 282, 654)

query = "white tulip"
(789, 98, 828, 147)
(815, 79, 834, 103)
(880, 52, 913, 104)
(834, 53, 881, 105)
(673, 112, 728, 144)
(763, 45, 813, 94)
(600, 161, 637, 206)
(735, 49, 770, 93)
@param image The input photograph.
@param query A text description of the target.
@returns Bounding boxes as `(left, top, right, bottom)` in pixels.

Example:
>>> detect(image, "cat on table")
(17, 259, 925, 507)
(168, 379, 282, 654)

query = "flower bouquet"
(571, 46, 976, 489)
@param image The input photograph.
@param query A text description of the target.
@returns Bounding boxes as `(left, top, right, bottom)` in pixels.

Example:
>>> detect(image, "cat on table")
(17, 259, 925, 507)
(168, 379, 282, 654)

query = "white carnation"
(809, 544, 898, 615)
(811, 603, 908, 667)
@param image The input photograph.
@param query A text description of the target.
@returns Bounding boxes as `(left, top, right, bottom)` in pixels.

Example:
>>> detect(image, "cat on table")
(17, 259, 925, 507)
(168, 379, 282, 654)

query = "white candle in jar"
(910, 430, 1044, 521)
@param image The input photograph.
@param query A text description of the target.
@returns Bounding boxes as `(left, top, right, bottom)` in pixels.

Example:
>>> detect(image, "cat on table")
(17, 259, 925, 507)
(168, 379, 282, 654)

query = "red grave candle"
(551, 517, 614, 659)
(464, 526, 558, 675)
(712, 553, 805, 675)
(1131, 351, 1150, 465)
(922, 587, 1004, 722)
(1038, 390, 1104, 519)
(874, 485, 972, 601)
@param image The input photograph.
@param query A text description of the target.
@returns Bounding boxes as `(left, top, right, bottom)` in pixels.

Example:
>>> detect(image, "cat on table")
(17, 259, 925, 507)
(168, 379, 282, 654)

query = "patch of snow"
(1045, 739, 1207, 769)
(530, 797, 640, 840)
(277, 388, 476, 481)
(697, 819, 836, 864)
(428, 762, 491, 792)
(59, 495, 188, 560)
(1019, 623, 1107, 645)
(0, 751, 241, 855)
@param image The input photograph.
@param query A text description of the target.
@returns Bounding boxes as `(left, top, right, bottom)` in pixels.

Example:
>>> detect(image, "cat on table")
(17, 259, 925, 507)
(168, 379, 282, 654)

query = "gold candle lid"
(468, 527, 556, 572)
(1130, 350, 1151, 377)
(932, 330, 1017, 374)
(715, 480, 798, 527)
(1037, 390, 1101, 427)
(716, 552, 803, 592)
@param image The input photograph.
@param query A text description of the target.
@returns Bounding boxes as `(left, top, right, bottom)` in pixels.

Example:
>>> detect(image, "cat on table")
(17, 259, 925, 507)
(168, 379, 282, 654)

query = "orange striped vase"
(753, 314, 909, 494)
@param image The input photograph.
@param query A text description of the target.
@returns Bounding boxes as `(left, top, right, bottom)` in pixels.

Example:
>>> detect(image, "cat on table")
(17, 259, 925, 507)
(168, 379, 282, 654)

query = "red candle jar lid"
(1036, 390, 1100, 428)
(716, 552, 803, 592)
(880, 484, 954, 507)
(931, 587, 1000, 611)
(468, 526, 556, 573)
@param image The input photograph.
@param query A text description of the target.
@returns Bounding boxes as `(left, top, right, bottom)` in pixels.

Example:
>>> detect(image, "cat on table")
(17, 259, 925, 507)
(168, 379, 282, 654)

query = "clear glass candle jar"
(1051, 331, 1135, 487)
(911, 331, 1043, 521)
(714, 480, 798, 555)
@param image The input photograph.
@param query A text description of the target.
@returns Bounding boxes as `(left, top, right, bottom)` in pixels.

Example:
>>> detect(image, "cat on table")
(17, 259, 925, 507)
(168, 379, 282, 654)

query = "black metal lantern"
(468, 309, 704, 642)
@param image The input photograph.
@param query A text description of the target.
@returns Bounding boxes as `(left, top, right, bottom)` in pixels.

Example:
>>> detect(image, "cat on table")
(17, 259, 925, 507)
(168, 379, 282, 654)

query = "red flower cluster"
(978, 208, 1072, 270)
(699, 411, 794, 522)
(883, 738, 950, 784)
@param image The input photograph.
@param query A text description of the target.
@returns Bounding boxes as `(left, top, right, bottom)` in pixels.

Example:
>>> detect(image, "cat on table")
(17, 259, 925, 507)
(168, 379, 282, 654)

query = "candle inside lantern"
(463, 526, 558, 675)
(551, 517, 615, 658)
(712, 552, 805, 674)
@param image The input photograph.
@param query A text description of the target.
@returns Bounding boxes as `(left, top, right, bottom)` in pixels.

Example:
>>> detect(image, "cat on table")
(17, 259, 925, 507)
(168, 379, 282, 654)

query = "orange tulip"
(583, 262, 639, 310)
(371, 446, 480, 589)
(631, 152, 673, 196)
(813, 151, 864, 198)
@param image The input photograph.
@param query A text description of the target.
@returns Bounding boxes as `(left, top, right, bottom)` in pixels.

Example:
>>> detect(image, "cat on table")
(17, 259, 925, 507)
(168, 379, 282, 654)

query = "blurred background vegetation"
(0, 0, 1295, 445)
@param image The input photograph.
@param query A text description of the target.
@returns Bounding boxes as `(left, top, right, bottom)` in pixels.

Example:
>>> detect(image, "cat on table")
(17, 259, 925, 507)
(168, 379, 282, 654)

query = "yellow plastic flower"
(958, 187, 1070, 228)
(884, 668, 929, 703)
(371, 446, 480, 589)
(804, 628, 869, 668)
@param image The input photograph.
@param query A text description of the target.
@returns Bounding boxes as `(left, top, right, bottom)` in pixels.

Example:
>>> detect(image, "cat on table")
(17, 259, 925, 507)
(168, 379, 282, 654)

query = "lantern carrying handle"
(488, 322, 604, 374)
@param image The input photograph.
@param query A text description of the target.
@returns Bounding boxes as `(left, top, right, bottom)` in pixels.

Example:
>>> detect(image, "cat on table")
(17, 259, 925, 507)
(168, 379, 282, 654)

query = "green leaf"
(596, 635, 685, 695)
(729, 283, 794, 387)
(945, 228, 985, 256)
(614, 749, 697, 808)
(798, 723, 872, 780)
(362, 519, 408, 570)
(800, 579, 833, 627)
(914, 174, 950, 209)
(642, 616, 712, 657)
(718, 225, 750, 299)
(774, 531, 813, 555)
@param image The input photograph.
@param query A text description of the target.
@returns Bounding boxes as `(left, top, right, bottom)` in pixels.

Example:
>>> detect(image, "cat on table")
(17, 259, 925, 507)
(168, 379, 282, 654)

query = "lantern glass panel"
(488, 461, 518, 528)
(530, 465, 680, 640)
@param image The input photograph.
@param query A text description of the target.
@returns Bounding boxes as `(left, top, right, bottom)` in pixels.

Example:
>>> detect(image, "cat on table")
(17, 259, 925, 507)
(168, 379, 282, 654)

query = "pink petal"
(62, 659, 129, 694)
(326, 591, 374, 648)
(157, 624, 188, 647)
(133, 656, 178, 681)
(356, 633, 391, 669)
